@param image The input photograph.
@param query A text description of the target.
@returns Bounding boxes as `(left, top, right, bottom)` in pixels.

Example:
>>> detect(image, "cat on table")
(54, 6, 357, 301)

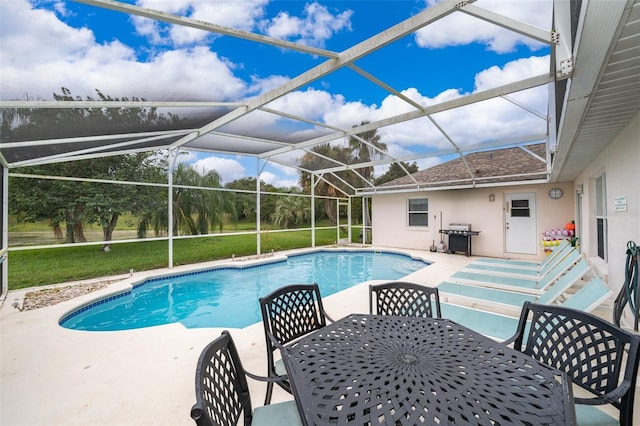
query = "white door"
(505, 193, 537, 254)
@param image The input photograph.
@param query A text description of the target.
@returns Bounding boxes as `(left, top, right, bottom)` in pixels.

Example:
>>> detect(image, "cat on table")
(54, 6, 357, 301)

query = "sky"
(0, 0, 553, 188)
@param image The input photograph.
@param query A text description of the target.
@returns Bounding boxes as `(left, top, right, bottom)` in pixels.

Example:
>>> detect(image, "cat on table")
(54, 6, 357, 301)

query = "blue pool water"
(60, 250, 430, 331)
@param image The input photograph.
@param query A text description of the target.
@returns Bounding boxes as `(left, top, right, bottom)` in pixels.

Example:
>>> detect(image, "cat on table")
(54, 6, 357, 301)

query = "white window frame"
(407, 198, 429, 227)
(595, 174, 607, 261)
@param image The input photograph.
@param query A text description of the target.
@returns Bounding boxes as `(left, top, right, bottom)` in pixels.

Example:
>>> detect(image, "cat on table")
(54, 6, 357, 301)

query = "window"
(408, 198, 428, 227)
(511, 199, 530, 217)
(595, 174, 607, 260)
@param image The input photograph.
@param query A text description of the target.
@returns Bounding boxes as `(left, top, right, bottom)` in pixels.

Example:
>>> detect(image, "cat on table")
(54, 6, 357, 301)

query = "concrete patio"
(0, 248, 633, 425)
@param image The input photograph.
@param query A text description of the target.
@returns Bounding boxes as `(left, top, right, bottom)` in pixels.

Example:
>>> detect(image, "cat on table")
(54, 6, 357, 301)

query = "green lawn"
(7, 229, 343, 290)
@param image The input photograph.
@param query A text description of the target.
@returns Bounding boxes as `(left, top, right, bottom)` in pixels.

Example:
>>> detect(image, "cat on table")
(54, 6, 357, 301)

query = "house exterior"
(572, 114, 639, 292)
(369, 115, 639, 327)
(369, 143, 577, 259)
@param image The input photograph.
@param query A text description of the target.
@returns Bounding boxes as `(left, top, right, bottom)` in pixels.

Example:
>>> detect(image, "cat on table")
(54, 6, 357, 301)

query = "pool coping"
(57, 246, 434, 328)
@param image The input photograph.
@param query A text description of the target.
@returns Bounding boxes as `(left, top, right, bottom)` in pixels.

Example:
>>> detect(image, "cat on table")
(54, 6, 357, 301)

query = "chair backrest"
(537, 249, 581, 289)
(536, 258, 590, 305)
(191, 331, 252, 426)
(369, 281, 441, 318)
(560, 276, 611, 311)
(538, 241, 572, 273)
(511, 302, 640, 426)
(260, 283, 329, 354)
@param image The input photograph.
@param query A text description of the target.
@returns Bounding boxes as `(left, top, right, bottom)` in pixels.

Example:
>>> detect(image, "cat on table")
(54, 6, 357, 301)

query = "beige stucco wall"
(371, 181, 575, 260)
(573, 113, 640, 304)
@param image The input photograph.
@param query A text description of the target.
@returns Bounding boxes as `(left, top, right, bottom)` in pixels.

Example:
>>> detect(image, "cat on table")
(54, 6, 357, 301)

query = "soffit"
(552, 0, 640, 182)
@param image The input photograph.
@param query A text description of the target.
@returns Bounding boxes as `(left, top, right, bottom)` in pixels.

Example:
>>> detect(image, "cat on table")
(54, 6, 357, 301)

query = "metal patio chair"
(506, 302, 640, 426)
(190, 330, 301, 426)
(259, 283, 332, 405)
(370, 281, 442, 318)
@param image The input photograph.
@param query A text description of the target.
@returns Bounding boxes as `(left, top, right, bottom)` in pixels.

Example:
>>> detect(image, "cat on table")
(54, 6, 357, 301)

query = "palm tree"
(173, 164, 237, 235)
(137, 163, 236, 237)
(298, 124, 386, 226)
(271, 196, 310, 229)
(194, 170, 237, 234)
(349, 121, 387, 183)
(299, 143, 352, 225)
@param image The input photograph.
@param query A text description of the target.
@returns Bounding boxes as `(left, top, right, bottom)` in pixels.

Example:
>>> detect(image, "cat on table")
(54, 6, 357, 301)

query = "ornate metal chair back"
(259, 283, 329, 404)
(191, 331, 252, 426)
(511, 302, 640, 426)
(370, 281, 442, 318)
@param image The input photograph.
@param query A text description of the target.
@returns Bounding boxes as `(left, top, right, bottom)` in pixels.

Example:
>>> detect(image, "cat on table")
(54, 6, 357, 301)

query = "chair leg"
(619, 395, 632, 426)
(264, 381, 274, 405)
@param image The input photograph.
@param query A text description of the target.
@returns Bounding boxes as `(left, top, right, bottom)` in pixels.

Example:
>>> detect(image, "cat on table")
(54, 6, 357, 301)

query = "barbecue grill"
(439, 223, 480, 256)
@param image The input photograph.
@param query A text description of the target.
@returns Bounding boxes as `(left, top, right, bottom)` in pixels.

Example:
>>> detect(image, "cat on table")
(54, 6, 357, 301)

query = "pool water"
(60, 250, 430, 331)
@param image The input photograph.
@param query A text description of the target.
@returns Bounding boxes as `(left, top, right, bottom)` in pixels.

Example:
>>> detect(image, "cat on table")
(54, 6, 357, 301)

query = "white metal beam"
(460, 3, 554, 45)
(355, 176, 549, 195)
(73, 0, 338, 59)
(167, 0, 476, 150)
(1, 129, 193, 149)
(10, 133, 179, 168)
(0, 100, 245, 109)
(552, 0, 575, 79)
(347, 64, 425, 111)
(258, 107, 347, 134)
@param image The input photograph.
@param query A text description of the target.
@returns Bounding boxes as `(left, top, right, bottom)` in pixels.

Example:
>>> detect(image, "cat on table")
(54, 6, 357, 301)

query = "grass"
(7, 229, 342, 290)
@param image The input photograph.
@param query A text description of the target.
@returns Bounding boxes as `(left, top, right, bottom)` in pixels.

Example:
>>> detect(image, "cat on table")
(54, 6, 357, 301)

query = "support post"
(311, 174, 315, 248)
(256, 160, 261, 256)
(168, 149, 179, 268)
(1, 164, 8, 300)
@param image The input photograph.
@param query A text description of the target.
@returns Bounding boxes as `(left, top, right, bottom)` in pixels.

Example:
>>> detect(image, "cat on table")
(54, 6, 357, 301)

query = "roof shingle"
(374, 143, 547, 191)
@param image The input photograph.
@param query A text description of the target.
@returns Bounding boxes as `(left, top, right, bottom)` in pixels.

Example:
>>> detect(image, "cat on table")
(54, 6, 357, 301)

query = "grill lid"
(448, 223, 471, 231)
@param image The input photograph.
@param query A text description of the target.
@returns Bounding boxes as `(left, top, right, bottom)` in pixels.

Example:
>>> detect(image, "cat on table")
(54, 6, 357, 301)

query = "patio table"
(280, 314, 575, 425)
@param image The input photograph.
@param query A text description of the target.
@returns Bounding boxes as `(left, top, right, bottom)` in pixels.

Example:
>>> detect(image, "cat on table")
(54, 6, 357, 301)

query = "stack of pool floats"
(542, 221, 577, 254)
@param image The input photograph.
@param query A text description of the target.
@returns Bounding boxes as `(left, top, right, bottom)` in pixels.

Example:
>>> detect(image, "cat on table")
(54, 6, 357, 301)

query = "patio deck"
(0, 247, 630, 425)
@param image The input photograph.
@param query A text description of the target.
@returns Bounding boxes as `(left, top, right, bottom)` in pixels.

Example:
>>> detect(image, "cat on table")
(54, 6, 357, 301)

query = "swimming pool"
(60, 249, 430, 331)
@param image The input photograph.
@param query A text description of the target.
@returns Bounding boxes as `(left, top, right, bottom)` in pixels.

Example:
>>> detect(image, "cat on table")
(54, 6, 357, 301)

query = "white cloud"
(322, 100, 378, 129)
(0, 0, 98, 66)
(266, 161, 299, 177)
(129, 0, 352, 49)
(474, 55, 549, 92)
(260, 171, 299, 188)
(262, 2, 352, 47)
(268, 88, 342, 120)
(192, 156, 246, 183)
(132, 0, 269, 46)
(175, 150, 199, 164)
(369, 55, 549, 151)
(247, 74, 291, 97)
(416, 0, 552, 53)
(0, 0, 250, 101)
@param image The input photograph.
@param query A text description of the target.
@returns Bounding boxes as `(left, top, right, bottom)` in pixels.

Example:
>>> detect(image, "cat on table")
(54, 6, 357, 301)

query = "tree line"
(2, 88, 418, 250)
